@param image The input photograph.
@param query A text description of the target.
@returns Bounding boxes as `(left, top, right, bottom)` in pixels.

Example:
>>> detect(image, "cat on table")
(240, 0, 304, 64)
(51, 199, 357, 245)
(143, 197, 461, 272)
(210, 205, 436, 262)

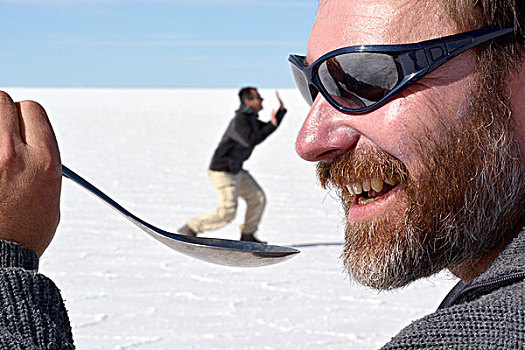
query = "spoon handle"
(62, 165, 159, 233)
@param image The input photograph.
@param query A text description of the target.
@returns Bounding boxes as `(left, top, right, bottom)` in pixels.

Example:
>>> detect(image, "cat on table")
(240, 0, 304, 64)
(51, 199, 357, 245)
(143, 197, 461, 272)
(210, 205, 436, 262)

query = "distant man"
(291, 0, 524, 347)
(179, 87, 286, 243)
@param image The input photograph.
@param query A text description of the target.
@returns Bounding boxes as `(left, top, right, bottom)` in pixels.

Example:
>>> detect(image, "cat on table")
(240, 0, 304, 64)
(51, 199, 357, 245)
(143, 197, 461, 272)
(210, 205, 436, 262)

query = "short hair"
(444, 1, 525, 95)
(239, 87, 257, 105)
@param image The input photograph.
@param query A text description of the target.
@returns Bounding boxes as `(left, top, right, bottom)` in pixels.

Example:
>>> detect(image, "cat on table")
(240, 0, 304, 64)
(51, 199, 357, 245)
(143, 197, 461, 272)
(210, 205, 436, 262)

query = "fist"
(0, 91, 61, 256)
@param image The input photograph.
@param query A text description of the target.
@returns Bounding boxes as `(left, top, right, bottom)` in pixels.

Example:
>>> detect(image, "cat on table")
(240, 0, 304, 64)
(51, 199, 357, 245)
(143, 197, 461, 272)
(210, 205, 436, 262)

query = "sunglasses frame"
(289, 27, 513, 114)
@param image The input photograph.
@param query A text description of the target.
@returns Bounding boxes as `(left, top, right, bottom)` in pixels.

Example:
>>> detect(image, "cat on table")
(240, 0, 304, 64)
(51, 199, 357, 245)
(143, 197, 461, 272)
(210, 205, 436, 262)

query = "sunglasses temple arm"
(426, 28, 514, 71)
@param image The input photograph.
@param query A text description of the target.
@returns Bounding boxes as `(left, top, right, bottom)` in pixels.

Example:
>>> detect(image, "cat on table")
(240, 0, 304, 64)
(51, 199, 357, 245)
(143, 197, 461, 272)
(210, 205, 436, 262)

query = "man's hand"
(276, 91, 285, 110)
(271, 109, 278, 126)
(0, 91, 61, 257)
(270, 91, 286, 127)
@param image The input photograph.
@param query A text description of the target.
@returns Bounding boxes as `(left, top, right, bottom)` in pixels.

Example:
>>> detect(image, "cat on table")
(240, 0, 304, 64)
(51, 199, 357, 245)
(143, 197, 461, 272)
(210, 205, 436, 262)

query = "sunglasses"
(289, 27, 513, 114)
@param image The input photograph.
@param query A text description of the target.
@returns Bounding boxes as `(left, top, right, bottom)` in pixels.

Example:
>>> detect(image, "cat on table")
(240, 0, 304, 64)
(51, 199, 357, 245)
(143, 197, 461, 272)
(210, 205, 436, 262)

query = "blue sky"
(0, 0, 317, 88)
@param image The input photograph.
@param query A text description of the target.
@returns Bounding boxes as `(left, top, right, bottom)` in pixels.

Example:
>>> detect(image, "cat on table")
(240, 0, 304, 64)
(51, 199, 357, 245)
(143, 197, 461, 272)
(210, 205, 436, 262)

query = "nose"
(295, 98, 360, 162)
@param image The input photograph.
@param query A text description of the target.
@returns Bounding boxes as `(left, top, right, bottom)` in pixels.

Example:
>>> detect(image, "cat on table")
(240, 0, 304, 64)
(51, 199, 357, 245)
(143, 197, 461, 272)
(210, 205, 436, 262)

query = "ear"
(508, 62, 525, 160)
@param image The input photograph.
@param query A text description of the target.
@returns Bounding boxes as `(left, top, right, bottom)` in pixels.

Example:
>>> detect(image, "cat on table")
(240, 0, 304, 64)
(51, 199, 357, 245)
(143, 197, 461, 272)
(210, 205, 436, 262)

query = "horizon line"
(0, 85, 297, 90)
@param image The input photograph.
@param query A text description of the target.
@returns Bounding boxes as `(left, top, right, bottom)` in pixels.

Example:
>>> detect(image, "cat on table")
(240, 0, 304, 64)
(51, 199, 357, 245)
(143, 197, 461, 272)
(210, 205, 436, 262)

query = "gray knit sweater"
(0, 227, 523, 349)
(382, 227, 525, 349)
(0, 240, 74, 349)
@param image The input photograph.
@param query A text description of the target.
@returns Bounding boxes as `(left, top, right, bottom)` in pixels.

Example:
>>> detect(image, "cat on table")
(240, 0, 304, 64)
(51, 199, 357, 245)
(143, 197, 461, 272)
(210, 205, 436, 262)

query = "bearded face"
(316, 83, 524, 290)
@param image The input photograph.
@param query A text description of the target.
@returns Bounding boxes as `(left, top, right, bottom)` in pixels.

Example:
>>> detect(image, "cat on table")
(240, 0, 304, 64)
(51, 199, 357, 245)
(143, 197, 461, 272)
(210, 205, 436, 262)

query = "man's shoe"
(240, 233, 266, 244)
(178, 224, 197, 237)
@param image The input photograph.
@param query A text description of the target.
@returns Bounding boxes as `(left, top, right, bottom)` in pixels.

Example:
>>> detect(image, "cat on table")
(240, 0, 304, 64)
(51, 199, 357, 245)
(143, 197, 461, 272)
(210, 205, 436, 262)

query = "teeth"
(362, 179, 371, 192)
(346, 176, 398, 200)
(371, 178, 384, 192)
(358, 196, 379, 205)
(384, 178, 397, 186)
(352, 182, 362, 195)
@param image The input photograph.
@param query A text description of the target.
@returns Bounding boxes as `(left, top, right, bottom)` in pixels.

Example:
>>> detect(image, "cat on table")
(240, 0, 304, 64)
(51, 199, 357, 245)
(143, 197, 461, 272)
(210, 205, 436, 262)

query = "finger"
(17, 101, 60, 158)
(275, 91, 284, 105)
(0, 91, 22, 145)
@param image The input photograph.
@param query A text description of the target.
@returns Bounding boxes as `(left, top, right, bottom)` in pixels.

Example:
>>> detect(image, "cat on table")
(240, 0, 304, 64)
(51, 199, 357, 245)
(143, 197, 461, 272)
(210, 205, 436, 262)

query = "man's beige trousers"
(187, 170, 266, 234)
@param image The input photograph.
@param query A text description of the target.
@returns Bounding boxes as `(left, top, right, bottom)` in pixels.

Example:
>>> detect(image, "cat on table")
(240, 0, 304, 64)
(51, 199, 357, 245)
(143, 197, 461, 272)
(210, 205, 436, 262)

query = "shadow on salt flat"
(291, 242, 343, 248)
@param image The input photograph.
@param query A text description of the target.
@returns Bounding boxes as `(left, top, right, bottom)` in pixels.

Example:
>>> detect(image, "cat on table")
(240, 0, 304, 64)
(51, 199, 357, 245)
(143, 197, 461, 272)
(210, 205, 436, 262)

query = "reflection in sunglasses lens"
(319, 53, 399, 110)
(290, 63, 315, 105)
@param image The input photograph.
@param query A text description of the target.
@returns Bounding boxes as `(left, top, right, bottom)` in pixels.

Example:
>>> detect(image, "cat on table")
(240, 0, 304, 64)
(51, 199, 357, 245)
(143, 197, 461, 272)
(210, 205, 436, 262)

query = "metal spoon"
(61, 165, 299, 267)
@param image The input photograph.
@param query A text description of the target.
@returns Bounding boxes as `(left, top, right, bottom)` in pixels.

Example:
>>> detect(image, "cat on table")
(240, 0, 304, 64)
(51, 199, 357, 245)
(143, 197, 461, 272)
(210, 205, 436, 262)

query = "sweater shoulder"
(382, 280, 525, 349)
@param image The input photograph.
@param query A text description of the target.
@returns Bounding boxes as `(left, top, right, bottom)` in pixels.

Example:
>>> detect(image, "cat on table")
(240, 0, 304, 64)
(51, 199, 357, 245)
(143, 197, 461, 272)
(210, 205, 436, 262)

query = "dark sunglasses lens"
(318, 53, 400, 110)
(290, 62, 317, 105)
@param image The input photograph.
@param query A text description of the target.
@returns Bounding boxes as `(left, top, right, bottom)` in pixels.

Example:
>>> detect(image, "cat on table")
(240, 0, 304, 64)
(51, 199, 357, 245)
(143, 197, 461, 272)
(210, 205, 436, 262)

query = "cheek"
(361, 77, 475, 170)
(358, 98, 429, 166)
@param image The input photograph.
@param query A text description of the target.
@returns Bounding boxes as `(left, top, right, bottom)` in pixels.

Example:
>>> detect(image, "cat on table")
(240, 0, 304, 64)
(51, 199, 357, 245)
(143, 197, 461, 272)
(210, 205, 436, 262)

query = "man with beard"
(290, 0, 524, 348)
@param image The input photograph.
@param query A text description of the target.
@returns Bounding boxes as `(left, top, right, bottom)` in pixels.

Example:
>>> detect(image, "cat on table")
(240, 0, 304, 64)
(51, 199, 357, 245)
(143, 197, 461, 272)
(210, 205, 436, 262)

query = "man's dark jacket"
(209, 105, 286, 174)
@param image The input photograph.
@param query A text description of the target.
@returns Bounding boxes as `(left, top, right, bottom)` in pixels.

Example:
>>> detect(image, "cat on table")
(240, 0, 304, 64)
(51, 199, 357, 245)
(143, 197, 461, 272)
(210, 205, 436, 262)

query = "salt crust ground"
(5, 88, 457, 349)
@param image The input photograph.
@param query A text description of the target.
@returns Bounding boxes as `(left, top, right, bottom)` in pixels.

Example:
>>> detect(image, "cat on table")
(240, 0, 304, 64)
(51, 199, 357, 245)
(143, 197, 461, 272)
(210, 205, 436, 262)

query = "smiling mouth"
(345, 177, 401, 205)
